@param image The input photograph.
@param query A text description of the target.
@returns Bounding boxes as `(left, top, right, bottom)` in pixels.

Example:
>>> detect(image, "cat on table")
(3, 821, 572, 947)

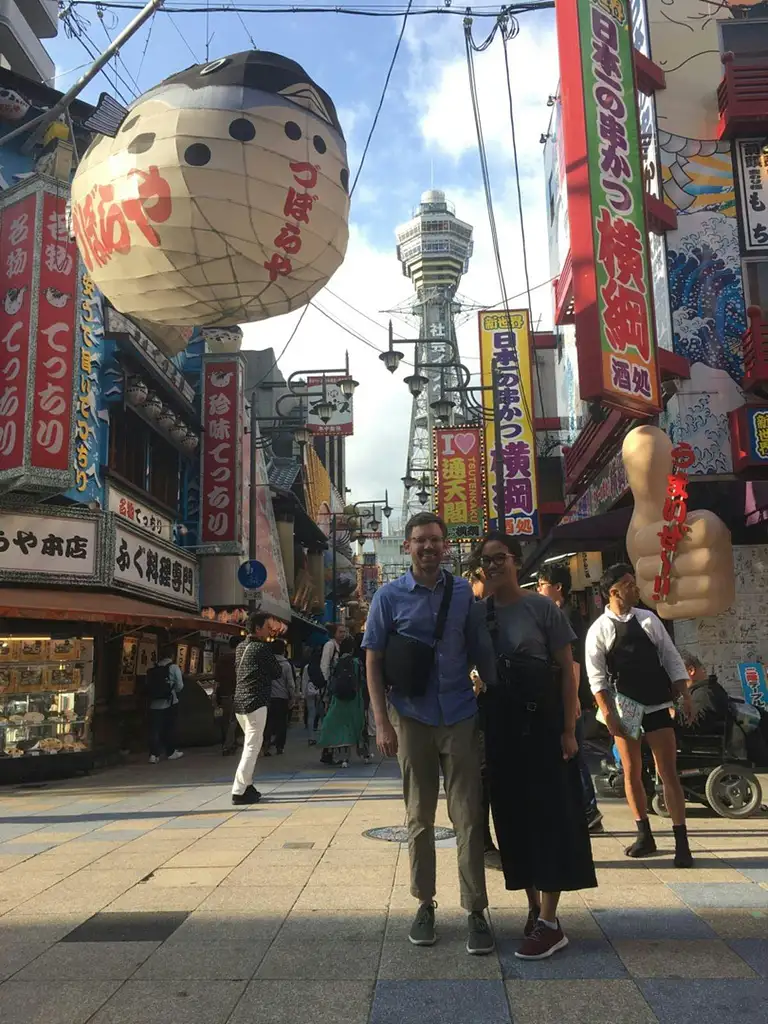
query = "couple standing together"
(362, 511, 595, 961)
(363, 512, 695, 961)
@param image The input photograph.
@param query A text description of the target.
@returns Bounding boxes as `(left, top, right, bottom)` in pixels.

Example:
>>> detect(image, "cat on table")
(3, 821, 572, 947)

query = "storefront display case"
(0, 635, 95, 771)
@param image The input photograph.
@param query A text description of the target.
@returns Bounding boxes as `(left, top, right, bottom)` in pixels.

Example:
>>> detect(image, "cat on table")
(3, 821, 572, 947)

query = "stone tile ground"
(1, 735, 767, 1023)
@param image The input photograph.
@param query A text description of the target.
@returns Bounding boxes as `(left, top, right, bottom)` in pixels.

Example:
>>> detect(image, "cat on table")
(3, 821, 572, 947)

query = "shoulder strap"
(485, 595, 500, 654)
(433, 572, 454, 643)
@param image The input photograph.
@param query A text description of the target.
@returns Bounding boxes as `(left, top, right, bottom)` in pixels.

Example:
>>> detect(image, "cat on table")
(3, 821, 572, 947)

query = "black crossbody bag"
(485, 595, 562, 728)
(383, 572, 454, 699)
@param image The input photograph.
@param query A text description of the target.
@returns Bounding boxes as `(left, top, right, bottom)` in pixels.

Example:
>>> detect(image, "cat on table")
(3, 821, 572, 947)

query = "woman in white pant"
(232, 612, 284, 805)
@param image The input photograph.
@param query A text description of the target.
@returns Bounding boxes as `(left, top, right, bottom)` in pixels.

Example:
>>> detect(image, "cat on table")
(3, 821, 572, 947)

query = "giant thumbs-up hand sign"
(623, 425, 735, 620)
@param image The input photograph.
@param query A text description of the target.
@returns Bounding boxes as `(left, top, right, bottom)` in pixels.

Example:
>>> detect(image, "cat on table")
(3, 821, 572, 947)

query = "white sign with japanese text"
(107, 484, 172, 541)
(0, 513, 97, 576)
(735, 139, 768, 255)
(113, 524, 198, 610)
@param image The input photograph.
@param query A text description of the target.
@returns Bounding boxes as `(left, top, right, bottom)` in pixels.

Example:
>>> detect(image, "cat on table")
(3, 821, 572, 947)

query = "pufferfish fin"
(278, 84, 334, 128)
(82, 92, 130, 138)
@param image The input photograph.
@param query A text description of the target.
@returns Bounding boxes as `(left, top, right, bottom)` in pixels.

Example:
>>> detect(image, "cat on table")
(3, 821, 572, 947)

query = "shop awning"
(0, 589, 242, 634)
(521, 506, 632, 578)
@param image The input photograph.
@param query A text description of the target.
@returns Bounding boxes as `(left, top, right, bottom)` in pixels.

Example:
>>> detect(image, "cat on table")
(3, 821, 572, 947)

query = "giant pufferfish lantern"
(70, 51, 350, 330)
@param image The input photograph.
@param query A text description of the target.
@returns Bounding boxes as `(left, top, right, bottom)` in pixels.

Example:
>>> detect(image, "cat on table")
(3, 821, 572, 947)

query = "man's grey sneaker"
(466, 911, 495, 955)
(409, 901, 437, 946)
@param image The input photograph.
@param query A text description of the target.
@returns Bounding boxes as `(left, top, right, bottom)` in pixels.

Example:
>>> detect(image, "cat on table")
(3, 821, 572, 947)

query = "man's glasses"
(479, 553, 511, 569)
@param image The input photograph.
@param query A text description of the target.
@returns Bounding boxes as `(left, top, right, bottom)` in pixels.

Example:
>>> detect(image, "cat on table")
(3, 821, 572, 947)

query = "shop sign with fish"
(70, 51, 350, 336)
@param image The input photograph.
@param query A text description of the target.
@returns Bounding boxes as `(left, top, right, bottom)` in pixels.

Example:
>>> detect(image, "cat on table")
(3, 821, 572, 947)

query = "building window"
(149, 433, 180, 510)
(109, 406, 149, 491)
(719, 18, 768, 63)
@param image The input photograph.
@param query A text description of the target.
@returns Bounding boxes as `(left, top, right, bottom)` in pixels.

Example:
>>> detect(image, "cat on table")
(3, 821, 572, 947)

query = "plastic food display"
(70, 50, 350, 335)
(0, 638, 94, 758)
(623, 425, 735, 619)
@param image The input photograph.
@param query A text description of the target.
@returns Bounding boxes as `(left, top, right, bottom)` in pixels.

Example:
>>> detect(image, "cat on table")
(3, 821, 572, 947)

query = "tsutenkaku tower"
(395, 190, 474, 519)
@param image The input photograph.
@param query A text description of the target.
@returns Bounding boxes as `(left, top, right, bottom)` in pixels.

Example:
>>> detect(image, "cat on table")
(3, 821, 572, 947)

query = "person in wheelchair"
(677, 652, 768, 766)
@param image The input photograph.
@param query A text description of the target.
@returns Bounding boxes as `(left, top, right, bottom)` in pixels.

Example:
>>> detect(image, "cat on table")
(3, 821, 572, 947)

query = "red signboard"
(434, 426, 485, 540)
(0, 191, 38, 478)
(30, 192, 78, 471)
(556, 0, 661, 416)
(200, 358, 243, 546)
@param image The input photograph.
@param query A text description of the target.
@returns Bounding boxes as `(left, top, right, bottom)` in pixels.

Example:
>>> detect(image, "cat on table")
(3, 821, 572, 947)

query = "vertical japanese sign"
(434, 426, 485, 540)
(734, 140, 768, 255)
(0, 191, 38, 482)
(30, 192, 78, 471)
(67, 271, 105, 505)
(200, 356, 243, 547)
(478, 311, 539, 537)
(738, 663, 768, 711)
(556, 0, 661, 415)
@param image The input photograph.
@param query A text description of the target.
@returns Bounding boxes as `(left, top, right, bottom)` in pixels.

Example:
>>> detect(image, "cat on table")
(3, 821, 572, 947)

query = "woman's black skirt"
(484, 688, 597, 893)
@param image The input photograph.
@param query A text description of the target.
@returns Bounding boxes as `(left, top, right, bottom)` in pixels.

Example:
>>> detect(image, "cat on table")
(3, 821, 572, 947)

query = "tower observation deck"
(395, 190, 474, 519)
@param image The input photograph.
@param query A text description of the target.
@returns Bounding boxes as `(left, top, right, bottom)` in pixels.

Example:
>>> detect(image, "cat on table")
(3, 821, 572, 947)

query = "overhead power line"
(66, 1, 555, 16)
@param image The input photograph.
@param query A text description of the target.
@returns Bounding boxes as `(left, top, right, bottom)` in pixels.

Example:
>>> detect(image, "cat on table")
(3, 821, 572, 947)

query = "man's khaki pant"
(390, 704, 488, 912)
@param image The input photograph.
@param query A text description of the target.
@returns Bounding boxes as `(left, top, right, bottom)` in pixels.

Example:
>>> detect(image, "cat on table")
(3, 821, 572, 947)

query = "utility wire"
(350, 0, 413, 197)
(67, 1, 554, 14)
(135, 9, 157, 86)
(68, 25, 134, 107)
(97, 5, 142, 97)
(167, 10, 201, 61)
(252, 302, 312, 387)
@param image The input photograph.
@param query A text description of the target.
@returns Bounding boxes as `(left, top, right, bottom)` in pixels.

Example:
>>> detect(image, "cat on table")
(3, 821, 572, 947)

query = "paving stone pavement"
(1, 731, 767, 1023)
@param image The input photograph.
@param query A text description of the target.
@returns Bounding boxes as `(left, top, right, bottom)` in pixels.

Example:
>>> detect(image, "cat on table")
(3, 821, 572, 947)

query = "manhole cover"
(363, 826, 456, 843)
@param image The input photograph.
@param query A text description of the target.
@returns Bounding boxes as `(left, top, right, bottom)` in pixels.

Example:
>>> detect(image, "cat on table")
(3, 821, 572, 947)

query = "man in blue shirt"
(363, 512, 491, 955)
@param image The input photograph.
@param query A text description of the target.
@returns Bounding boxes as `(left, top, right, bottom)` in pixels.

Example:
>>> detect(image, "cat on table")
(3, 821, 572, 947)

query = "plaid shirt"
(233, 639, 280, 715)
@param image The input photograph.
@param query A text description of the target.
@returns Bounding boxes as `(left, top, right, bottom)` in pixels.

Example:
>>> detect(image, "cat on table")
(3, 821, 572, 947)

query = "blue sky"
(49, 2, 559, 518)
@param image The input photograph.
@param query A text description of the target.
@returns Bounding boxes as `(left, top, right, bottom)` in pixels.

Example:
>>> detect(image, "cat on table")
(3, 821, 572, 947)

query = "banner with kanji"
(478, 310, 539, 537)
(434, 426, 485, 540)
(556, 0, 661, 416)
(200, 355, 244, 549)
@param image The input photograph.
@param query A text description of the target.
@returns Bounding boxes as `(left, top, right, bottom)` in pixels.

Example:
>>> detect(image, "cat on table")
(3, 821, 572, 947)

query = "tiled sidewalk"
(0, 736, 767, 1024)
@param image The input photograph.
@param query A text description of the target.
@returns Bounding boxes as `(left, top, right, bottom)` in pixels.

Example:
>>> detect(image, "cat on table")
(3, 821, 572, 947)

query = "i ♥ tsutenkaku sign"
(434, 426, 485, 540)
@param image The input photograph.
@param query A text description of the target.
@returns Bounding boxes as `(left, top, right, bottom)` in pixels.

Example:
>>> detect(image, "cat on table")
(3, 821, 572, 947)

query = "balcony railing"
(742, 304, 768, 396)
(717, 53, 768, 139)
(553, 249, 574, 327)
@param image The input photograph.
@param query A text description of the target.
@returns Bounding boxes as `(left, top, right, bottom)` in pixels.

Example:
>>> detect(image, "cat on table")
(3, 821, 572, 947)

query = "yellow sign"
(478, 309, 539, 536)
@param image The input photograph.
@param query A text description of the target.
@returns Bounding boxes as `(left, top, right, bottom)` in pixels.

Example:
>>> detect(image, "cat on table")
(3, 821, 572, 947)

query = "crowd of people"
(211, 509, 763, 962)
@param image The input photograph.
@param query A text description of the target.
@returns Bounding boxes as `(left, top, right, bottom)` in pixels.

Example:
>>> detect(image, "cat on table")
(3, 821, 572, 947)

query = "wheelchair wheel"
(704, 764, 763, 819)
(651, 792, 671, 818)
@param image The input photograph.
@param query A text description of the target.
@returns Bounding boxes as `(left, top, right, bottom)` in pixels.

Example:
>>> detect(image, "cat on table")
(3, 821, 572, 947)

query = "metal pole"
(491, 358, 506, 533)
(248, 396, 258, 612)
(0, 0, 166, 150)
(331, 515, 338, 621)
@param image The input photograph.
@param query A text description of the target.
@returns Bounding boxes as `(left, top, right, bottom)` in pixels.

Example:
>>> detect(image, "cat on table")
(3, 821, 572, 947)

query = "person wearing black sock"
(585, 565, 695, 867)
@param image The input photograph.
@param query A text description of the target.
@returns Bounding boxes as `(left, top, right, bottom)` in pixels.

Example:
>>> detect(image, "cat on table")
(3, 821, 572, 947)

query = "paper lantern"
(70, 51, 350, 328)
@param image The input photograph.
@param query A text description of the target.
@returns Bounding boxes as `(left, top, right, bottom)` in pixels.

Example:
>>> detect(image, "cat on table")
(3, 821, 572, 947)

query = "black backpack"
(307, 646, 327, 693)
(146, 662, 173, 702)
(330, 653, 359, 701)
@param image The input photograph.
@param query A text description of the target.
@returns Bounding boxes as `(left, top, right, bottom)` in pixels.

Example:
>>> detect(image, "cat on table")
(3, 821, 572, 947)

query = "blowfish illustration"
(70, 50, 350, 330)
(45, 287, 72, 309)
(0, 88, 30, 121)
(209, 370, 234, 388)
(3, 286, 26, 315)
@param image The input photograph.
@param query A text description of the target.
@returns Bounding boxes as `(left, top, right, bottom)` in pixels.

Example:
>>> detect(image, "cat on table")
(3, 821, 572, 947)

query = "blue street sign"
(238, 559, 267, 590)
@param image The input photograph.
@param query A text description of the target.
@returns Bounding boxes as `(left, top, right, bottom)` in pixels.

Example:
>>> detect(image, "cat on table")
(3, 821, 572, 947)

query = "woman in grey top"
(470, 532, 597, 962)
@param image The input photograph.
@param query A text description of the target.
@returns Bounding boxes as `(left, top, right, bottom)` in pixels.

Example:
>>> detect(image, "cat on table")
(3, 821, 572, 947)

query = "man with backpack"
(147, 644, 185, 764)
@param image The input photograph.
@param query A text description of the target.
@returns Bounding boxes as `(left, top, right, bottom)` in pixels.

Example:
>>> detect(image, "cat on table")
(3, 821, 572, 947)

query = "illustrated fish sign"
(69, 51, 350, 337)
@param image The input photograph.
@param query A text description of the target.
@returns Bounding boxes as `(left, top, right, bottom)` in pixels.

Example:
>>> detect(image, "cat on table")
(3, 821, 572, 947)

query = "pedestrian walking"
(319, 623, 347, 765)
(317, 636, 365, 767)
(302, 648, 325, 744)
(215, 636, 240, 756)
(231, 612, 284, 806)
(585, 563, 694, 867)
(147, 644, 185, 764)
(264, 639, 297, 756)
(536, 563, 604, 833)
(363, 511, 493, 956)
(470, 532, 597, 961)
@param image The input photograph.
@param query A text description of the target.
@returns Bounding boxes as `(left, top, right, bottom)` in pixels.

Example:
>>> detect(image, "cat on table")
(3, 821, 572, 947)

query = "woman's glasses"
(479, 553, 511, 569)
